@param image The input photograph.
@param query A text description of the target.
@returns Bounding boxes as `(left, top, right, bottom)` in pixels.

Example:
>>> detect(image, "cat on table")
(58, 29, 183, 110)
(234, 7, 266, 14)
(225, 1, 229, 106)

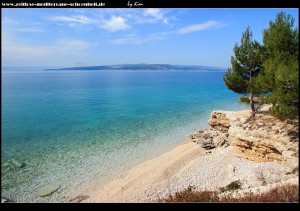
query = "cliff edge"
(190, 108, 298, 176)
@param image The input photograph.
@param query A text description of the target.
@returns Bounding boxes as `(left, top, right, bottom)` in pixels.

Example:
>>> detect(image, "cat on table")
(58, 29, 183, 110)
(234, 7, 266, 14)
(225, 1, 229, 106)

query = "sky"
(2, 8, 298, 68)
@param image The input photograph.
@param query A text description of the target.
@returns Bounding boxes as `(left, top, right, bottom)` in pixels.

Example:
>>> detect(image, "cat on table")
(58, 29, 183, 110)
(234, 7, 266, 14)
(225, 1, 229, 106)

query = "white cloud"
(2, 17, 16, 25)
(4, 42, 48, 58)
(2, 31, 93, 65)
(2, 17, 44, 33)
(4, 39, 92, 57)
(3, 36, 51, 65)
(12, 26, 45, 33)
(100, 16, 130, 32)
(49, 13, 130, 32)
(111, 34, 142, 45)
(146, 31, 172, 42)
(142, 9, 171, 25)
(144, 9, 163, 20)
(111, 31, 172, 45)
(49, 15, 93, 24)
(47, 9, 175, 32)
(177, 21, 226, 34)
(54, 39, 92, 53)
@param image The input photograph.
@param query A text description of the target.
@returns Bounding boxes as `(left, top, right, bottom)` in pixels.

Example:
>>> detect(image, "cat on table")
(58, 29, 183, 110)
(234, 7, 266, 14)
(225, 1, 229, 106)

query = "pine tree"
(223, 27, 265, 112)
(255, 12, 299, 120)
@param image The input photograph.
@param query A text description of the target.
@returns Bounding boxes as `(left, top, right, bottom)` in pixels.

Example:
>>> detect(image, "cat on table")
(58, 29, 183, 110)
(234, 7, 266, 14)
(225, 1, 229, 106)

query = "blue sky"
(2, 8, 298, 68)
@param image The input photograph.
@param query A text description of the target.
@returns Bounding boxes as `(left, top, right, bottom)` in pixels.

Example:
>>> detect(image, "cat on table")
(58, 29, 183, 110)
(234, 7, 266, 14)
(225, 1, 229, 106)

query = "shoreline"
(2, 116, 211, 203)
(69, 108, 298, 203)
(69, 140, 205, 202)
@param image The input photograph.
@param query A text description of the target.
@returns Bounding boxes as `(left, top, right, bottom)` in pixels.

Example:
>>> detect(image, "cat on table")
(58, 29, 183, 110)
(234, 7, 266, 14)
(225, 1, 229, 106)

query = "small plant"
(219, 180, 242, 193)
(255, 168, 267, 185)
(186, 185, 196, 192)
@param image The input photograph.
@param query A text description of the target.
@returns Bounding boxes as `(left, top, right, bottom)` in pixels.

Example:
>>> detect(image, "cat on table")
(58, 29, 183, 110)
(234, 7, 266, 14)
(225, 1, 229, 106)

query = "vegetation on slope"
(158, 184, 299, 202)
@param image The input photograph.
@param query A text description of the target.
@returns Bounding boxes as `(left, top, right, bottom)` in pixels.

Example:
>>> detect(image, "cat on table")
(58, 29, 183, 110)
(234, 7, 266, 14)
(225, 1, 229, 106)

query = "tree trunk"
(249, 91, 255, 113)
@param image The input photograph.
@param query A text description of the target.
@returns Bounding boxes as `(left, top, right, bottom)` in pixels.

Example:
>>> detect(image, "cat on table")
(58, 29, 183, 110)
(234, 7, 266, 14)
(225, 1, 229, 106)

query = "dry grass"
(158, 184, 298, 203)
(158, 186, 220, 202)
(255, 168, 267, 185)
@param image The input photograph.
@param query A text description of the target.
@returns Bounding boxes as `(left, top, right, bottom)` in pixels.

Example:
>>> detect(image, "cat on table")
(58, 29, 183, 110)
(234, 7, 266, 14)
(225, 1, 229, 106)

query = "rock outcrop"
(189, 128, 229, 150)
(207, 111, 230, 132)
(189, 109, 298, 171)
(189, 111, 234, 150)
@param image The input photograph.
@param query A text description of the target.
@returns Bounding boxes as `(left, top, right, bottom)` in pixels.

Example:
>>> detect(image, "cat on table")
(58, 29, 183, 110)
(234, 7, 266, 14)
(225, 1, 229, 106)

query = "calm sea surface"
(1, 70, 248, 202)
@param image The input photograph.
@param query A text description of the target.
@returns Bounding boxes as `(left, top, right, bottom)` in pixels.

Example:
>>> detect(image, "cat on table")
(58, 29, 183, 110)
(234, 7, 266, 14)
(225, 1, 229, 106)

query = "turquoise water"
(1, 70, 248, 202)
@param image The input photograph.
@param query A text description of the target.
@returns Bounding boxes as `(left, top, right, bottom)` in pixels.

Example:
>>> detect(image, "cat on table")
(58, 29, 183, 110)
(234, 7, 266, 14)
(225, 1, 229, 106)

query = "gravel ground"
(77, 142, 296, 202)
(155, 147, 292, 197)
(144, 146, 295, 201)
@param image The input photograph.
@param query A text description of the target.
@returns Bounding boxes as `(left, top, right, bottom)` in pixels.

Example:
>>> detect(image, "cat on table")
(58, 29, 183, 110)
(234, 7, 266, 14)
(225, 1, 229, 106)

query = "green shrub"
(219, 181, 242, 193)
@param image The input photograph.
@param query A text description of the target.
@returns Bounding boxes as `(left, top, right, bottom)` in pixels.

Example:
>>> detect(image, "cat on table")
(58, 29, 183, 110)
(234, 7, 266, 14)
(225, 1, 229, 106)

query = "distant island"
(45, 64, 226, 71)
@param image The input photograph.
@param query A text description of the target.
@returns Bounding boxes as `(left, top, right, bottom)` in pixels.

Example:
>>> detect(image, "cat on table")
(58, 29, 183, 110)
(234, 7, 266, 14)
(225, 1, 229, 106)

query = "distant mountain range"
(45, 64, 226, 71)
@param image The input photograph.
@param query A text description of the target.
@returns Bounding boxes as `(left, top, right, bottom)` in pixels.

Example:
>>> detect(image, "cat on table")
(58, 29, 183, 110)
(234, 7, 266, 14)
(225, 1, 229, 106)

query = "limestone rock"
(208, 111, 231, 132)
(257, 122, 265, 127)
(225, 110, 297, 164)
(201, 139, 215, 150)
(187, 108, 298, 196)
(232, 138, 283, 162)
(189, 128, 229, 150)
(190, 109, 298, 166)
(215, 137, 227, 147)
(37, 185, 60, 197)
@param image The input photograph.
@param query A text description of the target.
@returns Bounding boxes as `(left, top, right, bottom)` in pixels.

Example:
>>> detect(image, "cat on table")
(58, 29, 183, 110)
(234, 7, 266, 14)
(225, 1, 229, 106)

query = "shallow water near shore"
(1, 70, 249, 202)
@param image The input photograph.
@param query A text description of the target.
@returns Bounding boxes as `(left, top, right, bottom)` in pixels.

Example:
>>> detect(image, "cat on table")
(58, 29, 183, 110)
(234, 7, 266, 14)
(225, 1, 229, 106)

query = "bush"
(158, 187, 220, 202)
(158, 184, 298, 202)
(221, 184, 299, 202)
(219, 181, 242, 193)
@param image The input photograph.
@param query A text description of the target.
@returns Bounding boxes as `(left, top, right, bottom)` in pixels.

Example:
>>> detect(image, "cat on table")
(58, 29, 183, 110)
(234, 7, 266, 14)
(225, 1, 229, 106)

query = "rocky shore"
(190, 107, 298, 171)
(2, 107, 298, 202)
(188, 107, 298, 195)
(68, 107, 298, 202)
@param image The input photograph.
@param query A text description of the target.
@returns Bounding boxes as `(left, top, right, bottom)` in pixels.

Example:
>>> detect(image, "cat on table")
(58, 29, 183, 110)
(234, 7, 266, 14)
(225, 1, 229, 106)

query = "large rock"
(189, 128, 229, 150)
(37, 185, 60, 197)
(190, 109, 298, 166)
(232, 138, 283, 162)
(201, 139, 215, 150)
(208, 111, 231, 132)
(224, 110, 298, 164)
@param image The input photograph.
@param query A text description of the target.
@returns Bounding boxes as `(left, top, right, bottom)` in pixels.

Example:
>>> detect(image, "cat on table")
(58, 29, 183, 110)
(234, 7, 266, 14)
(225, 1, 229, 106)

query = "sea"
(1, 69, 249, 202)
